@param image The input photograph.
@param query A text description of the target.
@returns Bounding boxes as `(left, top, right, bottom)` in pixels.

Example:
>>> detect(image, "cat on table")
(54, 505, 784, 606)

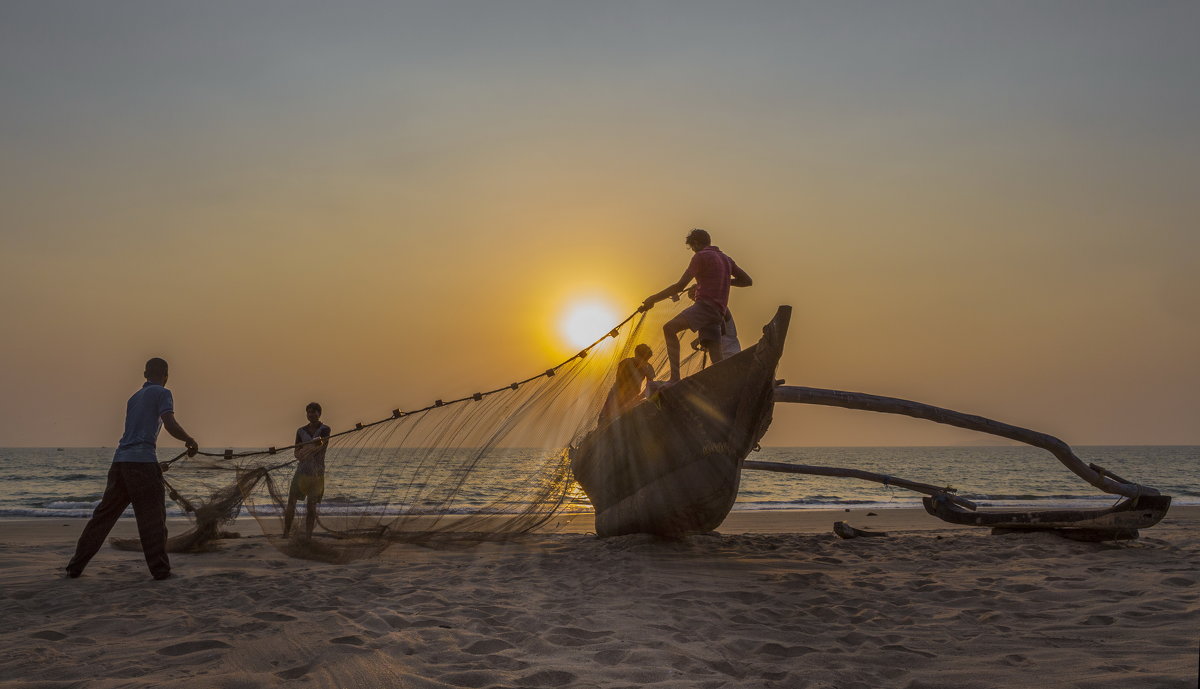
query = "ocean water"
(1, 446, 1196, 520)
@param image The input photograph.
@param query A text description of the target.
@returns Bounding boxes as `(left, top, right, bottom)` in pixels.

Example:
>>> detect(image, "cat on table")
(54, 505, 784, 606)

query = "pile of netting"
(114, 298, 718, 562)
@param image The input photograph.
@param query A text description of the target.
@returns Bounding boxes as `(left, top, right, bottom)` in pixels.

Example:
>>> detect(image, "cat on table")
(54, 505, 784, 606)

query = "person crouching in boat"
(283, 402, 331, 540)
(642, 228, 752, 382)
(598, 344, 657, 425)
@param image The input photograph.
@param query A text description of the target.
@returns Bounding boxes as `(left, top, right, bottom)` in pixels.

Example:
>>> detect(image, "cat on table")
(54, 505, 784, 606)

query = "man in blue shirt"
(66, 358, 199, 580)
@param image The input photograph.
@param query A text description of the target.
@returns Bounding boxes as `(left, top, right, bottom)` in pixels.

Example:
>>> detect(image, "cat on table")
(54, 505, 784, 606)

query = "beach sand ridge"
(2, 508, 1197, 688)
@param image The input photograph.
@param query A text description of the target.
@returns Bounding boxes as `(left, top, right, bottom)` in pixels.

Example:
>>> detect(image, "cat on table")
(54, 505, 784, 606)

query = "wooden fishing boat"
(569, 305, 791, 537)
(571, 303, 1172, 541)
(923, 493, 1171, 535)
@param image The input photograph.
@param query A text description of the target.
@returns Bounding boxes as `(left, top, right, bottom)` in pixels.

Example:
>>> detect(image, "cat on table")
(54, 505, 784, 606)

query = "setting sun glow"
(560, 300, 619, 350)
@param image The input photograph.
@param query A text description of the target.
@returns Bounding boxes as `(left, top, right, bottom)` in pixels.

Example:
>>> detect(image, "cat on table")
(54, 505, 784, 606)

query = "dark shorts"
(290, 472, 325, 501)
(680, 300, 726, 344)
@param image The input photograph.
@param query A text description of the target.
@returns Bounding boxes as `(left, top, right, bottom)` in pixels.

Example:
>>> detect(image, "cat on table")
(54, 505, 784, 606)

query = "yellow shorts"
(290, 473, 325, 501)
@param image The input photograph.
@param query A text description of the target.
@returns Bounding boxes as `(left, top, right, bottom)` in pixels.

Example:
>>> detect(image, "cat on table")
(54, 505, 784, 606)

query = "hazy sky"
(2, 2, 1197, 448)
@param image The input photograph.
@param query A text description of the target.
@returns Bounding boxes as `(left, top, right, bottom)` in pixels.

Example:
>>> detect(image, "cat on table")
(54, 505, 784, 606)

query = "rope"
(159, 450, 189, 470)
(174, 302, 657, 466)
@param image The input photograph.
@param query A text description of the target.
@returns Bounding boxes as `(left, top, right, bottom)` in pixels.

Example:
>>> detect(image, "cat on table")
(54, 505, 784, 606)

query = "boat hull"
(570, 306, 790, 537)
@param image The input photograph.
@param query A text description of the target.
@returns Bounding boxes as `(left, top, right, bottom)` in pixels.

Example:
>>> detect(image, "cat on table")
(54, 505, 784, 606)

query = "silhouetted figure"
(283, 402, 331, 540)
(66, 357, 199, 580)
(599, 344, 657, 424)
(686, 285, 742, 359)
(642, 229, 752, 382)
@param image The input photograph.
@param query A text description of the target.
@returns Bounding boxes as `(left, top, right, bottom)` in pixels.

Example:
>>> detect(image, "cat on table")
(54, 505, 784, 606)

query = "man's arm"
(161, 412, 199, 457)
(643, 269, 694, 308)
(638, 360, 656, 382)
(293, 431, 319, 460)
(730, 263, 752, 288)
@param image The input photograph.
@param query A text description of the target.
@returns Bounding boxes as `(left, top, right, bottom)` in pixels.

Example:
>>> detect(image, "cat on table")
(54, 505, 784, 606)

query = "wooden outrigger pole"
(756, 385, 1171, 539)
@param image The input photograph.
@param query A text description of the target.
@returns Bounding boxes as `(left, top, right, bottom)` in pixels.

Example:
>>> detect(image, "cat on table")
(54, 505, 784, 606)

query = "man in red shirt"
(642, 229, 752, 382)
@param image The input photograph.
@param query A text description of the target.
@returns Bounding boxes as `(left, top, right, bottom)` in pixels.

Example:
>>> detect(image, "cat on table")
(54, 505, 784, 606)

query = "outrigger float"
(569, 306, 1171, 540)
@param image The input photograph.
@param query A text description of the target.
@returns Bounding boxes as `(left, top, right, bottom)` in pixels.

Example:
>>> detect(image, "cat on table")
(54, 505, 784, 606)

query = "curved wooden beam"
(772, 385, 1159, 499)
(743, 460, 978, 510)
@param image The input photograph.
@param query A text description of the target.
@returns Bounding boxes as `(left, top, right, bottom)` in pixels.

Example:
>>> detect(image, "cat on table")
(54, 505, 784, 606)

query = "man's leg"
(695, 335, 726, 365)
(305, 497, 318, 539)
(67, 464, 131, 576)
(707, 338, 726, 364)
(125, 462, 170, 579)
(662, 314, 690, 382)
(721, 312, 741, 356)
(282, 477, 300, 537)
(696, 317, 727, 365)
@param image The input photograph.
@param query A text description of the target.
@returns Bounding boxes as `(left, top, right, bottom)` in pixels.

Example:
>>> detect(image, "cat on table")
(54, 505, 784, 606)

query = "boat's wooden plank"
(922, 495, 1171, 530)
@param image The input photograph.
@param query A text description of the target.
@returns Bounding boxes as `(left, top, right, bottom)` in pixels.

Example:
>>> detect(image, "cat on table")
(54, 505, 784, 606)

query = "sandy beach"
(2, 507, 1197, 689)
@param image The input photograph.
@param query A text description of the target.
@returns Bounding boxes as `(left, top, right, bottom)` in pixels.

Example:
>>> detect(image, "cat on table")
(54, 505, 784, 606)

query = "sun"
(560, 300, 619, 350)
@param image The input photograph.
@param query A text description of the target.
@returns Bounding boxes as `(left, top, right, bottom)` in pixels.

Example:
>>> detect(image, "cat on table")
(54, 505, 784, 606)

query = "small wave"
(0, 507, 193, 519)
(44, 500, 102, 510)
(320, 495, 374, 506)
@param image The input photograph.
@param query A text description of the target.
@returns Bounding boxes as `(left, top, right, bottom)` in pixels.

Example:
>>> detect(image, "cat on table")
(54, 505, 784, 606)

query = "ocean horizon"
(2, 445, 1195, 520)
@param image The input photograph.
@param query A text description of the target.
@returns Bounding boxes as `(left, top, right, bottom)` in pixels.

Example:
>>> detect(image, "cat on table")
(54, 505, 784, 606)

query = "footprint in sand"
(725, 591, 769, 604)
(702, 659, 744, 679)
(29, 631, 67, 641)
(1003, 583, 1041, 593)
(592, 649, 628, 666)
(758, 642, 818, 658)
(440, 670, 503, 688)
(517, 669, 577, 687)
(481, 654, 529, 671)
(1082, 615, 1115, 625)
(836, 631, 872, 647)
(545, 627, 612, 647)
(156, 640, 233, 656)
(275, 663, 313, 680)
(251, 612, 297, 622)
(1099, 663, 1136, 672)
(880, 644, 936, 659)
(463, 639, 514, 655)
(330, 635, 366, 646)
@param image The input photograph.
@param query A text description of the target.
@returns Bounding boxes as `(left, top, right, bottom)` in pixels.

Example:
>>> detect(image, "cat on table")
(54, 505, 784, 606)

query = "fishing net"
(114, 298, 722, 562)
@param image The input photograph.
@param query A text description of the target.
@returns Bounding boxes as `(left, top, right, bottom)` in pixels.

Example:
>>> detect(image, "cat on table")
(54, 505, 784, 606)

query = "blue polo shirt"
(112, 382, 175, 463)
